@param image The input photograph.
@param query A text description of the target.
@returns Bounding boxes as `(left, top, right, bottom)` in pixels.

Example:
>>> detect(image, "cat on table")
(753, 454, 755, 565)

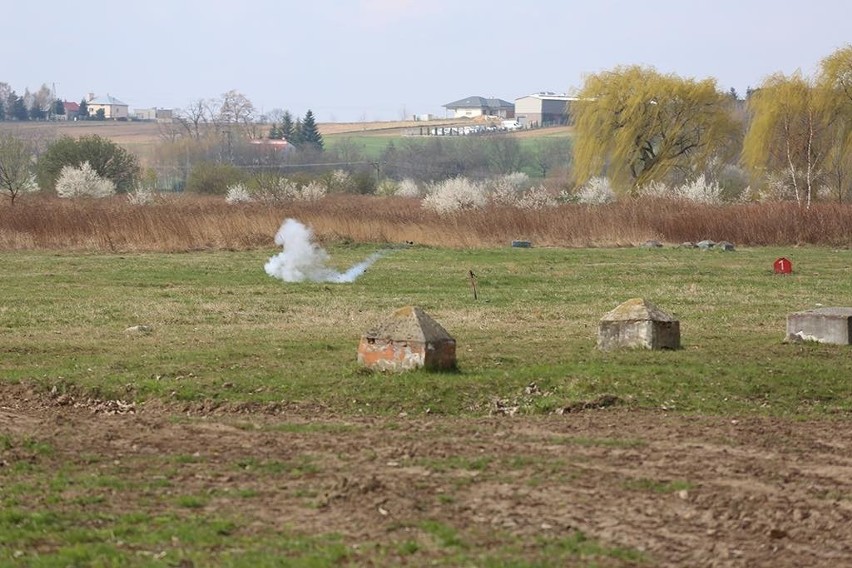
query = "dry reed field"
(1, 195, 851, 253)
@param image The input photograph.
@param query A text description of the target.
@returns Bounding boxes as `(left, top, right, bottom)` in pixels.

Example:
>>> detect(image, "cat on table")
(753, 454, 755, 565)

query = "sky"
(2, 0, 849, 122)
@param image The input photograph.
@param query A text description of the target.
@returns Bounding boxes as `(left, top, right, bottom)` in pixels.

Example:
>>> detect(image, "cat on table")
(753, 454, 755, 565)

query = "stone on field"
(786, 307, 852, 345)
(357, 306, 457, 371)
(597, 298, 681, 350)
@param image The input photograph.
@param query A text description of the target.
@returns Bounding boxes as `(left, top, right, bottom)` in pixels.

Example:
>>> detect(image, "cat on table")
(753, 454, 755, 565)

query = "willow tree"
(818, 45, 852, 202)
(742, 72, 836, 208)
(572, 65, 738, 195)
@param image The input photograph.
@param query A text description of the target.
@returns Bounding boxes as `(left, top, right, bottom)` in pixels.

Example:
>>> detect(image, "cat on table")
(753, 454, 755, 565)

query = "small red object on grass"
(774, 257, 792, 275)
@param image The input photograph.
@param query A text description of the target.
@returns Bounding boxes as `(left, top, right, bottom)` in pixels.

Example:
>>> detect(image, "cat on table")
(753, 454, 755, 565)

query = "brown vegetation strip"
(1, 195, 851, 252)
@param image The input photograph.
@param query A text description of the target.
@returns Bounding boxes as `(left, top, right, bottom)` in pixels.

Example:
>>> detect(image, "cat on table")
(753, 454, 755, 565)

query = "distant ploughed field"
(0, 118, 469, 145)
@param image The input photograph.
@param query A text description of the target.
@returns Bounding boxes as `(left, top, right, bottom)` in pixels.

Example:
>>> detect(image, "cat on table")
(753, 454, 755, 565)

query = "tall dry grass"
(1, 194, 850, 252)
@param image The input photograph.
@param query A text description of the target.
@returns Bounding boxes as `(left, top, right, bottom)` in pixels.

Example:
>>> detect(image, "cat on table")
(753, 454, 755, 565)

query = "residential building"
(86, 94, 129, 120)
(134, 107, 174, 122)
(62, 101, 80, 121)
(514, 92, 577, 127)
(443, 96, 515, 119)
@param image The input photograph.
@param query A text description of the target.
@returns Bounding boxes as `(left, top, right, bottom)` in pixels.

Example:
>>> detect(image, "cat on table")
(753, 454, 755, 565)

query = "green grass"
(324, 134, 396, 159)
(323, 130, 573, 175)
(2, 245, 851, 417)
(0, 506, 351, 567)
(12, 243, 842, 565)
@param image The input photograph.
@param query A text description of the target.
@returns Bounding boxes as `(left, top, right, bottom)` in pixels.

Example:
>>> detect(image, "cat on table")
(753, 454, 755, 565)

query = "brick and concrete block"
(358, 306, 457, 371)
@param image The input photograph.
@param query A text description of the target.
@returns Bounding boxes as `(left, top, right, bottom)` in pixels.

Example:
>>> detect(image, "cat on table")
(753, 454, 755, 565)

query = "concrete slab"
(786, 307, 852, 345)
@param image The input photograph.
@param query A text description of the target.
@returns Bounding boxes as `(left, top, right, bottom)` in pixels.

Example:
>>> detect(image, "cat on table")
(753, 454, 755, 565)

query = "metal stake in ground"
(468, 270, 478, 300)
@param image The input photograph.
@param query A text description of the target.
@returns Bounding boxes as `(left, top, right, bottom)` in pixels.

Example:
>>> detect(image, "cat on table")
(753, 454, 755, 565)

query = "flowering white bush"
(394, 178, 421, 198)
(250, 178, 327, 203)
(55, 162, 115, 198)
(576, 177, 616, 204)
(641, 180, 669, 198)
(743, 172, 794, 202)
(422, 177, 488, 214)
(324, 169, 352, 193)
(677, 175, 723, 204)
(376, 179, 399, 196)
(641, 175, 724, 204)
(127, 185, 156, 205)
(225, 183, 253, 204)
(518, 185, 558, 209)
(489, 172, 531, 206)
(299, 181, 327, 201)
(20, 175, 39, 194)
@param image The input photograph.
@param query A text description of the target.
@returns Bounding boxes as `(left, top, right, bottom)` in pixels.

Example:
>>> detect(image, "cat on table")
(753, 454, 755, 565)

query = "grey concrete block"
(786, 307, 852, 345)
(597, 298, 681, 350)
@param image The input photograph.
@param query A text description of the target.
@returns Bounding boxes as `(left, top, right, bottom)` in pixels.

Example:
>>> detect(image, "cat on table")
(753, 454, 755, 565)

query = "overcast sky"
(2, 0, 849, 122)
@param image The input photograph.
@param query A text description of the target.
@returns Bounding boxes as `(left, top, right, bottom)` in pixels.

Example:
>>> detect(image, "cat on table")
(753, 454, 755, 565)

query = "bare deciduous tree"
(175, 98, 215, 140)
(32, 84, 54, 119)
(218, 90, 255, 127)
(0, 132, 37, 204)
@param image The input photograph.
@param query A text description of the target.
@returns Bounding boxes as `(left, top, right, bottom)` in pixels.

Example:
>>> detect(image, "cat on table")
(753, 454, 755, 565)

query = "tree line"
(162, 91, 322, 151)
(571, 45, 852, 205)
(0, 83, 64, 121)
(4, 45, 851, 205)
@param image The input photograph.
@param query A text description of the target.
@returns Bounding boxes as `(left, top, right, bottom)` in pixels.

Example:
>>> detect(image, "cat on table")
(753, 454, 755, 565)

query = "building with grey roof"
(443, 96, 515, 119)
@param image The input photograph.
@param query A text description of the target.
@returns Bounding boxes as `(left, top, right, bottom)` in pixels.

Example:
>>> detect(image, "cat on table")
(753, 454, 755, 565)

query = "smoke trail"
(264, 218, 386, 283)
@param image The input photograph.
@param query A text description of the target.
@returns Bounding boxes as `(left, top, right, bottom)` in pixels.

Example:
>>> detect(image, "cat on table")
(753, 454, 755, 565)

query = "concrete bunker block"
(358, 306, 457, 371)
(597, 298, 680, 350)
(786, 307, 852, 345)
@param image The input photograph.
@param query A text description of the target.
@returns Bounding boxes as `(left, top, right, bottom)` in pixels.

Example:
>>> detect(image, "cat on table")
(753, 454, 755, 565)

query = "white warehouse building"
(514, 92, 578, 127)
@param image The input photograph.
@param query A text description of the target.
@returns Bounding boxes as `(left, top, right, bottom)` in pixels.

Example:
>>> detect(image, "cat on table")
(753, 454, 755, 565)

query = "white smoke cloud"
(264, 218, 385, 283)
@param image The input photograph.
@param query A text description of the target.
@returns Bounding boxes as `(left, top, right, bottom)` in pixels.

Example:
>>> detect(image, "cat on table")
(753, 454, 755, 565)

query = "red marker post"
(774, 257, 792, 275)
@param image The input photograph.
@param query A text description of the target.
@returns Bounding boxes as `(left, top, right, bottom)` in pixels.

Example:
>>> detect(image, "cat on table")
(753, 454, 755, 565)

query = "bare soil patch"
(0, 119, 465, 145)
(2, 384, 850, 566)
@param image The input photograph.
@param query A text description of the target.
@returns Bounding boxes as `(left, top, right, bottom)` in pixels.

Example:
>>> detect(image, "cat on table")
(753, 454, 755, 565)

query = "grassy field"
(3, 245, 850, 416)
(323, 130, 573, 163)
(2, 244, 852, 566)
(1, 118, 571, 167)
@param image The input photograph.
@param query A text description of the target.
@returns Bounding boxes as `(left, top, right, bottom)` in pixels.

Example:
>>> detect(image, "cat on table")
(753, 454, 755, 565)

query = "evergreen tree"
(11, 95, 28, 121)
(79, 99, 89, 119)
(29, 105, 46, 120)
(300, 110, 324, 151)
(53, 99, 65, 117)
(269, 123, 281, 139)
(280, 111, 295, 143)
(292, 118, 304, 147)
